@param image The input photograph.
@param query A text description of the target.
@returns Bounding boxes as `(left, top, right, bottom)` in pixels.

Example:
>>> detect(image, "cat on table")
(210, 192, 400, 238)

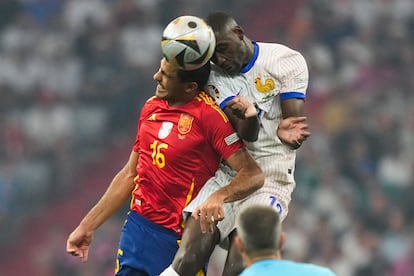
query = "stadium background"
(0, 0, 413, 275)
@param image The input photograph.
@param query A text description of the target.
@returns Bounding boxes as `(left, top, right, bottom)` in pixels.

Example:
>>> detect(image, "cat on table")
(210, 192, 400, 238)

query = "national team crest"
(255, 75, 275, 93)
(178, 113, 193, 135)
(158, 121, 173, 139)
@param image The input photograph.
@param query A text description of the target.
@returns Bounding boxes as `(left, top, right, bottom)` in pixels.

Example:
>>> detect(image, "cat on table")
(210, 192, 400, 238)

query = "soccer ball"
(161, 15, 216, 71)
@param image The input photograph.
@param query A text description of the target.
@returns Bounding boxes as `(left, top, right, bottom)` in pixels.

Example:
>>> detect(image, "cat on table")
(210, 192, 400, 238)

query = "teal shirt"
(239, 259, 336, 276)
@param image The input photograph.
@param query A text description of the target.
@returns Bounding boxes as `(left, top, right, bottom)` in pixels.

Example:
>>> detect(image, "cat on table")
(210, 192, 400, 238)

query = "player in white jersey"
(160, 12, 310, 276)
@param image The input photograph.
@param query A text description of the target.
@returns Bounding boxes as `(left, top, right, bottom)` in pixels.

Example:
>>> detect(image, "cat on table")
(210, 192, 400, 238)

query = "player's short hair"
(206, 11, 236, 33)
(236, 205, 281, 258)
(177, 61, 211, 91)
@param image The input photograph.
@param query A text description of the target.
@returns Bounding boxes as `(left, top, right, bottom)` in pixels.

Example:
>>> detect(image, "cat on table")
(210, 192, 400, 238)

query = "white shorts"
(184, 165, 236, 239)
(184, 165, 295, 241)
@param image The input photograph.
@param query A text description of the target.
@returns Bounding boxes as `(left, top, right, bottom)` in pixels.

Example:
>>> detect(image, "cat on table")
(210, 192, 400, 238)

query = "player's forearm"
(236, 115, 260, 142)
(224, 97, 260, 142)
(79, 170, 135, 232)
(216, 166, 264, 203)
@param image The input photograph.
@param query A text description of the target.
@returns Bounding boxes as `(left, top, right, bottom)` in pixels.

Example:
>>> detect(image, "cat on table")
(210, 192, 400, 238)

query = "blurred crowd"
(0, 0, 413, 275)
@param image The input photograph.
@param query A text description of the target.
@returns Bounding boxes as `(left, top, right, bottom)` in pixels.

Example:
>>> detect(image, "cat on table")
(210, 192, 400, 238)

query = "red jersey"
(131, 92, 243, 236)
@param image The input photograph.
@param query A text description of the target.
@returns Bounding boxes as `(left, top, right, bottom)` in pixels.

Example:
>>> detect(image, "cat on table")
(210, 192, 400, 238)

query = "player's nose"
(153, 68, 161, 81)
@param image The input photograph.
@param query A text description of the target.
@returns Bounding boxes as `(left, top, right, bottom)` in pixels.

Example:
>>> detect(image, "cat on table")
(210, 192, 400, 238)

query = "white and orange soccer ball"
(161, 15, 216, 71)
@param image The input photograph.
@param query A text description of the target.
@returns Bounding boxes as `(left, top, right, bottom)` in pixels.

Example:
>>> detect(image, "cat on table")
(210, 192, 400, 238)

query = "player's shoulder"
(257, 41, 299, 53)
(194, 91, 221, 111)
(139, 96, 162, 120)
(194, 91, 215, 105)
(210, 64, 246, 82)
(207, 64, 247, 99)
(194, 91, 230, 122)
(144, 96, 160, 105)
(209, 63, 232, 81)
(142, 96, 163, 110)
(273, 260, 335, 276)
(294, 262, 336, 275)
(257, 42, 306, 61)
(302, 264, 336, 275)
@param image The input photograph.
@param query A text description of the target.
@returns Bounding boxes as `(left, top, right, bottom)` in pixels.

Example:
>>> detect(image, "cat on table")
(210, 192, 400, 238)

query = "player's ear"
(279, 232, 286, 251)
(233, 26, 244, 40)
(234, 235, 244, 253)
(184, 82, 198, 94)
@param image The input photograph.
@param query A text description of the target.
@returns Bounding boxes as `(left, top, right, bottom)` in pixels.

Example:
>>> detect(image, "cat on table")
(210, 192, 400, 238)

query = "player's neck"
(246, 251, 281, 266)
(167, 93, 197, 107)
(242, 38, 255, 67)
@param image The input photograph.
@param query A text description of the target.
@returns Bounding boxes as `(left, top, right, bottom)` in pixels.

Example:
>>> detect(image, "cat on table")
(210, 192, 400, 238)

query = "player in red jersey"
(66, 58, 264, 276)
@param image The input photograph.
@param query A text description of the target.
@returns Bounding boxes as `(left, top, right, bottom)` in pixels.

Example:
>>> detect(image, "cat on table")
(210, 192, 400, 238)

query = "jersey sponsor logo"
(158, 121, 173, 139)
(255, 76, 275, 93)
(294, 77, 308, 85)
(224, 132, 240, 145)
(145, 96, 156, 103)
(294, 77, 308, 91)
(147, 114, 157, 121)
(178, 113, 193, 135)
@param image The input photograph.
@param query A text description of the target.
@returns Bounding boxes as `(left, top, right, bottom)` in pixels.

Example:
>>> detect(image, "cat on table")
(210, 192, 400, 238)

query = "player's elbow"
(233, 115, 260, 142)
(250, 166, 264, 191)
(240, 129, 259, 142)
(256, 170, 265, 190)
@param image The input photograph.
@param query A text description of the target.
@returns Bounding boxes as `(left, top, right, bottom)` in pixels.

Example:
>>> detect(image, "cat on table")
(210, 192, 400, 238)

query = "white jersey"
(185, 42, 309, 238)
(207, 42, 308, 183)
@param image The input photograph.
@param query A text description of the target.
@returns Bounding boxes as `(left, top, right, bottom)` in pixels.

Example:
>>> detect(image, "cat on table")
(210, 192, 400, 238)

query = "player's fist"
(66, 225, 93, 262)
(192, 193, 225, 234)
(226, 96, 256, 119)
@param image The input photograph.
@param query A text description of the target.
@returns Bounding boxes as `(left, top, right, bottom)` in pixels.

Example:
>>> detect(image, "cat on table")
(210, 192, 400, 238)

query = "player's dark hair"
(205, 11, 234, 33)
(236, 205, 281, 258)
(177, 61, 211, 91)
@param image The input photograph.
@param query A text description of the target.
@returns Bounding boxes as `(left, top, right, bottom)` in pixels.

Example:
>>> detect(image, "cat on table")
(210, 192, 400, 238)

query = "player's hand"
(191, 193, 225, 234)
(66, 225, 93, 262)
(277, 116, 310, 149)
(226, 96, 256, 119)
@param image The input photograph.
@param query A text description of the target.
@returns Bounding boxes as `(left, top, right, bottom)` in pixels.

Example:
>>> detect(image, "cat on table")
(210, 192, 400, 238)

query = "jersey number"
(269, 195, 282, 214)
(150, 140, 168, 168)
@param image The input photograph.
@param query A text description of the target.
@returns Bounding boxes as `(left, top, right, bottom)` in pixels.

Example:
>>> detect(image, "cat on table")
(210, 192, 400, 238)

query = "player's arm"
(193, 147, 264, 233)
(205, 70, 259, 142)
(277, 50, 311, 149)
(66, 150, 138, 262)
(216, 147, 263, 202)
(278, 98, 310, 149)
(223, 96, 260, 142)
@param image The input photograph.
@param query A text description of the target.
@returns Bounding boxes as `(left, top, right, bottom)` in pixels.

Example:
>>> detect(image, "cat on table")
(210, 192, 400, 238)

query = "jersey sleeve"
(201, 102, 244, 160)
(277, 50, 309, 101)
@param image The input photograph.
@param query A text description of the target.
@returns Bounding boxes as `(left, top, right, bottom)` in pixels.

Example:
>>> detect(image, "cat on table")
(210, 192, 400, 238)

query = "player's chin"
(155, 89, 168, 99)
(227, 65, 242, 76)
(222, 64, 236, 75)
